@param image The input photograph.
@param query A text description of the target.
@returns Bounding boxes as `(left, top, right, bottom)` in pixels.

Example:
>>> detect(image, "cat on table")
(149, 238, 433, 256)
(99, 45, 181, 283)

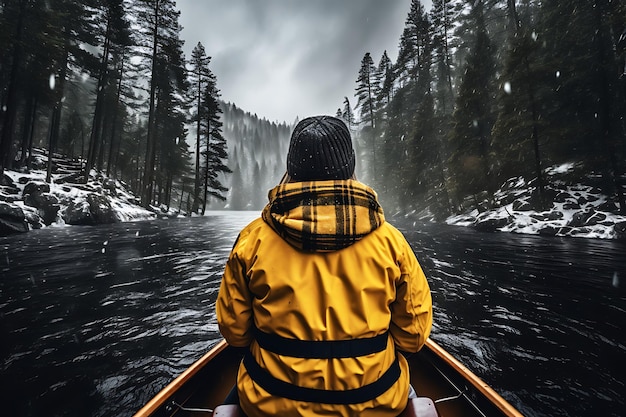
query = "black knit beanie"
(286, 115, 356, 181)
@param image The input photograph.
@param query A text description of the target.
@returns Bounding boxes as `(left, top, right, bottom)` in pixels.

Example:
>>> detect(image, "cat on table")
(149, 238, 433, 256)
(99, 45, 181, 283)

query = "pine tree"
(200, 74, 230, 214)
(431, 0, 456, 116)
(590, 0, 626, 212)
(355, 52, 378, 182)
(43, 0, 101, 183)
(188, 42, 212, 213)
(374, 51, 394, 126)
(341, 96, 355, 132)
(134, 0, 184, 207)
(355, 52, 377, 131)
(0, 0, 30, 174)
(0, 0, 96, 177)
(153, 39, 190, 208)
(84, 0, 132, 181)
(395, 0, 429, 86)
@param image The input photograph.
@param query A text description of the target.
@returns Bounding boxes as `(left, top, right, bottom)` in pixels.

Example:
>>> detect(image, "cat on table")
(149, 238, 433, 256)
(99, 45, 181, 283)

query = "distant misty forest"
(1, 0, 625, 218)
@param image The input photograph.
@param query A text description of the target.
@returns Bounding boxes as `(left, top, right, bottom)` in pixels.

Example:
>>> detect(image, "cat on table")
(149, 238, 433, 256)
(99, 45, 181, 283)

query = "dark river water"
(1, 211, 624, 417)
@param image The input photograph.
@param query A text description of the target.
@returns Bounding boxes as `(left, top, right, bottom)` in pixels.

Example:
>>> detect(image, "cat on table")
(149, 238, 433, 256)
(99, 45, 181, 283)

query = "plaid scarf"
(261, 179, 385, 252)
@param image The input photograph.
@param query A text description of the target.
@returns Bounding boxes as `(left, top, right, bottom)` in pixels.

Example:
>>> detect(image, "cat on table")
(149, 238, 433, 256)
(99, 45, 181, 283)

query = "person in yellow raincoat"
(216, 115, 433, 417)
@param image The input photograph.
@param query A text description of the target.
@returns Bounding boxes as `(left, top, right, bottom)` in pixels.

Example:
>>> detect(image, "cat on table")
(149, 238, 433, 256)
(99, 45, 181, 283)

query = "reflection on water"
(1, 213, 625, 417)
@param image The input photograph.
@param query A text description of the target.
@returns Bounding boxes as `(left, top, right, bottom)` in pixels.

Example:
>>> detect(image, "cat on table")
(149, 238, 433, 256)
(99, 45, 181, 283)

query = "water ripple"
(0, 215, 624, 417)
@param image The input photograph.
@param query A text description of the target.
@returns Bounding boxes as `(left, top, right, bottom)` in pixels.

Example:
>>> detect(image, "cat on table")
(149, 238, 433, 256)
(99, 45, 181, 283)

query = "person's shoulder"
(377, 221, 404, 238)
(371, 221, 412, 248)
(230, 217, 265, 252)
(238, 217, 266, 237)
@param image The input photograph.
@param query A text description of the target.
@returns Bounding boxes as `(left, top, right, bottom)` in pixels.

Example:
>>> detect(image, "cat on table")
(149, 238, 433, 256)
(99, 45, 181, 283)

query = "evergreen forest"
(347, 0, 626, 219)
(0, 0, 232, 213)
(1, 0, 625, 218)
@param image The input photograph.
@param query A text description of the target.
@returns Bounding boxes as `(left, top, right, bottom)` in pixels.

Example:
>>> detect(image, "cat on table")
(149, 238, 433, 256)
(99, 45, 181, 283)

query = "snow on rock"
(446, 163, 626, 240)
(0, 149, 157, 236)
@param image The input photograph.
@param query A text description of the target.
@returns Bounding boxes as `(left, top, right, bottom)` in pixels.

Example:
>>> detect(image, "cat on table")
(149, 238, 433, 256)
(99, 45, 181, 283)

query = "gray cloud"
(178, 0, 421, 123)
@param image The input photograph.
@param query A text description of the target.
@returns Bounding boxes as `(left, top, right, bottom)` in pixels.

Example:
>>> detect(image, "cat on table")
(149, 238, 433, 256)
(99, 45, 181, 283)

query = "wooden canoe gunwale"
(133, 340, 229, 417)
(424, 339, 523, 417)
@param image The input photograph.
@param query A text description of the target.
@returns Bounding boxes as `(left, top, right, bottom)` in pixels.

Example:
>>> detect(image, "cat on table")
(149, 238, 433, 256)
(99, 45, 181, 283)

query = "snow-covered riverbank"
(444, 163, 626, 240)
(0, 150, 157, 235)
(1, 151, 625, 239)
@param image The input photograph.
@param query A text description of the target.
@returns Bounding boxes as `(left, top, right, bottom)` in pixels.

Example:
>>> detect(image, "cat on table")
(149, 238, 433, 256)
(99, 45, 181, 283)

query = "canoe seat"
(399, 397, 439, 417)
(212, 404, 243, 417)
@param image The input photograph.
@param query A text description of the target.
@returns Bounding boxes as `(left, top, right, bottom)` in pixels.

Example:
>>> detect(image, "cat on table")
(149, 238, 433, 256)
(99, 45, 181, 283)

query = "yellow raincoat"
(216, 179, 432, 416)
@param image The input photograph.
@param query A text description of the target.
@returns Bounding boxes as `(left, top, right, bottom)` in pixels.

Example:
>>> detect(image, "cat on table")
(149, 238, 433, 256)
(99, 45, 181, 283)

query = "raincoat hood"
(261, 179, 385, 252)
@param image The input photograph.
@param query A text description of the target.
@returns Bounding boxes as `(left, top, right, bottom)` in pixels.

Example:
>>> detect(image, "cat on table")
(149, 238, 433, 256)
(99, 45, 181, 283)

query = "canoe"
(133, 338, 523, 417)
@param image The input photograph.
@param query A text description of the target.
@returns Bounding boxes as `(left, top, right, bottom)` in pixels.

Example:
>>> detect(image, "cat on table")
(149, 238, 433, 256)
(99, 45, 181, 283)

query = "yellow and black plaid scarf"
(261, 179, 385, 252)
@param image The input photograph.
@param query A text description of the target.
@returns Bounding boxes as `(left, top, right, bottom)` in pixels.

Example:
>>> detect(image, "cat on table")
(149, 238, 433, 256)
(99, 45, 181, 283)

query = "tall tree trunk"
(193, 75, 202, 213)
(202, 121, 210, 216)
(26, 97, 39, 170)
(0, 0, 26, 175)
(46, 103, 61, 183)
(593, 0, 626, 213)
(106, 63, 124, 177)
(141, 0, 161, 208)
(443, 0, 454, 101)
(46, 33, 70, 183)
(19, 95, 36, 168)
(367, 78, 377, 179)
(179, 183, 184, 212)
(85, 19, 113, 182)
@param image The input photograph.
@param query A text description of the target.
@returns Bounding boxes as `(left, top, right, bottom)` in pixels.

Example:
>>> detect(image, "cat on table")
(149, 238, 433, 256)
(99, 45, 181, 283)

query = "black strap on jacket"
(243, 351, 401, 404)
(253, 327, 389, 359)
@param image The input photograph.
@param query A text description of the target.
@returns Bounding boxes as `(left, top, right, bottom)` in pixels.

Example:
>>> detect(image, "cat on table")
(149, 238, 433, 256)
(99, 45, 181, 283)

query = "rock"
(22, 180, 60, 226)
(568, 209, 605, 227)
(1, 174, 14, 186)
(63, 199, 91, 225)
(23, 192, 60, 226)
(23, 181, 50, 196)
(63, 193, 118, 225)
(547, 211, 564, 221)
(0, 202, 29, 235)
(103, 179, 117, 196)
(562, 201, 581, 210)
(584, 211, 606, 226)
(538, 226, 559, 236)
(23, 209, 43, 229)
(597, 201, 618, 212)
(554, 192, 571, 203)
(615, 221, 626, 240)
(568, 211, 589, 227)
(474, 216, 510, 232)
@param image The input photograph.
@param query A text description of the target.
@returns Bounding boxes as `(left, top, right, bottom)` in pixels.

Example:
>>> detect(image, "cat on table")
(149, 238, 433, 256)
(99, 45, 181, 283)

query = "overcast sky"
(177, 1, 432, 124)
